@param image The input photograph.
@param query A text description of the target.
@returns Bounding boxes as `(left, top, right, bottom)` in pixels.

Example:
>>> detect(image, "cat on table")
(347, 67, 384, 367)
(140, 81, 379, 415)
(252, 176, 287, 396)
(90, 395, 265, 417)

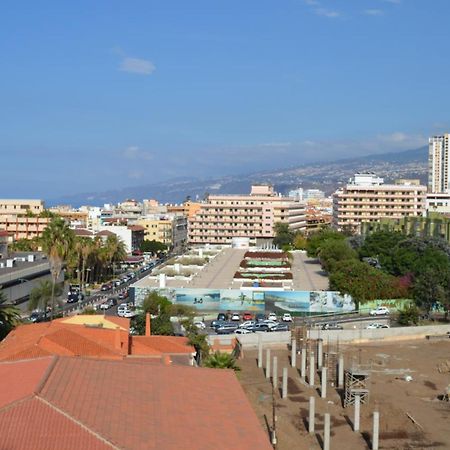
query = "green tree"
(140, 239, 167, 254)
(29, 280, 62, 314)
(398, 305, 420, 326)
(0, 290, 21, 340)
(101, 234, 127, 277)
(180, 316, 210, 362)
(142, 291, 172, 315)
(293, 232, 307, 250)
(413, 268, 447, 314)
(203, 351, 240, 371)
(273, 222, 294, 249)
(10, 237, 40, 252)
(306, 228, 345, 257)
(318, 239, 357, 272)
(41, 218, 75, 319)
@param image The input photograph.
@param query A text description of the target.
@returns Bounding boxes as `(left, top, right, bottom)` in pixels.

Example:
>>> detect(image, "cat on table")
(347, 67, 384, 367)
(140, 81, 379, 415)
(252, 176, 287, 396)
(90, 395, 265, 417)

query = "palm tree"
(28, 280, 62, 316)
(102, 235, 127, 278)
(0, 290, 21, 339)
(203, 351, 240, 371)
(41, 218, 75, 319)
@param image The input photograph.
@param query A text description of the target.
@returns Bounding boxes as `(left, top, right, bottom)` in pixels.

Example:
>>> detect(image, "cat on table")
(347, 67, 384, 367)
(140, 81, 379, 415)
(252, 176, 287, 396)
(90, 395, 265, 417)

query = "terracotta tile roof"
(127, 225, 145, 231)
(130, 335, 195, 356)
(0, 397, 113, 450)
(96, 229, 115, 236)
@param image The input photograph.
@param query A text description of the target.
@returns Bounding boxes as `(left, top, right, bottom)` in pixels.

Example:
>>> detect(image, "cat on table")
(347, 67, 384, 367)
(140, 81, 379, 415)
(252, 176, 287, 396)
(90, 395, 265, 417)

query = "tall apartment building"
(332, 173, 426, 233)
(429, 134, 450, 193)
(188, 185, 306, 245)
(0, 199, 44, 215)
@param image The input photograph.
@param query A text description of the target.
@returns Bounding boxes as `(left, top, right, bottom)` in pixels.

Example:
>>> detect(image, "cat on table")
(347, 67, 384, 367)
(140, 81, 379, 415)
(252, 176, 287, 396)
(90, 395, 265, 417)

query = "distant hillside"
(48, 146, 428, 206)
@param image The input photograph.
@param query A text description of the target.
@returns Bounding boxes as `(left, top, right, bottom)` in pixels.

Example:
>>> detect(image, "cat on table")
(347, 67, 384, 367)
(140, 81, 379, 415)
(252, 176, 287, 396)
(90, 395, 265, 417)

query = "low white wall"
(309, 324, 450, 343)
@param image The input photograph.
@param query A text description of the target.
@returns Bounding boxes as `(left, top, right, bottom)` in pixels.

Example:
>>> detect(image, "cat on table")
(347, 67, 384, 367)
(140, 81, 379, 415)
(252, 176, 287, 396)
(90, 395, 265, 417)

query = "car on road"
(67, 291, 83, 303)
(370, 306, 390, 316)
(100, 298, 116, 310)
(117, 303, 130, 317)
(194, 321, 206, 330)
(366, 322, 390, 329)
(268, 312, 277, 321)
(242, 312, 253, 321)
(118, 290, 129, 300)
(231, 313, 240, 321)
(321, 322, 343, 330)
(270, 323, 289, 332)
(29, 311, 46, 323)
(216, 323, 239, 334)
(123, 309, 138, 318)
(235, 328, 252, 334)
(282, 313, 293, 322)
(100, 283, 112, 291)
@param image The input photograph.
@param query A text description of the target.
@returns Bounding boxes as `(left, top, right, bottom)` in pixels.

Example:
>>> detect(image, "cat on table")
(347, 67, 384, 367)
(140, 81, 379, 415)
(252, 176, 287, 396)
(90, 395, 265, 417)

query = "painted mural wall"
(133, 286, 355, 314)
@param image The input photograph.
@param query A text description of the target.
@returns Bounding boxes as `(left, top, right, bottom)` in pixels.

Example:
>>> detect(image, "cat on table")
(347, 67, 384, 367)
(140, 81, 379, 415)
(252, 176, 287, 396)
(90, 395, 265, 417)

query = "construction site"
(238, 331, 450, 450)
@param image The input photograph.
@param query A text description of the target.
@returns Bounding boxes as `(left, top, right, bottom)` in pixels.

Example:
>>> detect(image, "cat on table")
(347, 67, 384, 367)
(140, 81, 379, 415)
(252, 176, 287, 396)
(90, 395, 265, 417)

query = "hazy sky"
(1, 0, 449, 198)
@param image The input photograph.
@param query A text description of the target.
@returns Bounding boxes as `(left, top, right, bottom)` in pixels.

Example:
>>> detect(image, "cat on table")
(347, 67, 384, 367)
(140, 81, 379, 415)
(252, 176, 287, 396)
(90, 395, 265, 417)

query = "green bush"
(397, 305, 420, 326)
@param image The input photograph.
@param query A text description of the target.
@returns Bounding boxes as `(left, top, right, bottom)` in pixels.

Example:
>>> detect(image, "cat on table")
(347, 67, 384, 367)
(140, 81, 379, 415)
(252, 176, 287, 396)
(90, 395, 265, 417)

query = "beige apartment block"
(0, 199, 44, 216)
(0, 215, 51, 240)
(332, 173, 426, 233)
(188, 184, 306, 245)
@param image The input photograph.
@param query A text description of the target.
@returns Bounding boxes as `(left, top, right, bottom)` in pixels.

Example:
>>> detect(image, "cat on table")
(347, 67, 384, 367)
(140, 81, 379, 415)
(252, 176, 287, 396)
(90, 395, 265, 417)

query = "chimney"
(145, 312, 151, 336)
(163, 355, 172, 365)
(115, 326, 122, 351)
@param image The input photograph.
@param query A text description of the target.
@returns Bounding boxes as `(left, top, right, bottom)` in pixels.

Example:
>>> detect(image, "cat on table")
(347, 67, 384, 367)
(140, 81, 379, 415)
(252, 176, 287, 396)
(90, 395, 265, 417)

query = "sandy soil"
(238, 339, 450, 449)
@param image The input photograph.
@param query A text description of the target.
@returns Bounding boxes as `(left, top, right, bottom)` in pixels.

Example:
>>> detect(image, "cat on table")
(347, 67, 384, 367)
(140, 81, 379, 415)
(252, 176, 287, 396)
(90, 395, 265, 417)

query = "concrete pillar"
(321, 367, 327, 399)
(301, 348, 306, 379)
(317, 339, 323, 369)
(309, 351, 315, 387)
(291, 339, 297, 368)
(308, 396, 315, 434)
(354, 394, 361, 432)
(159, 273, 166, 288)
(338, 354, 344, 388)
(265, 349, 271, 379)
(174, 263, 181, 274)
(257, 336, 263, 369)
(282, 367, 288, 399)
(198, 248, 203, 258)
(373, 411, 380, 450)
(324, 413, 331, 450)
(273, 356, 278, 389)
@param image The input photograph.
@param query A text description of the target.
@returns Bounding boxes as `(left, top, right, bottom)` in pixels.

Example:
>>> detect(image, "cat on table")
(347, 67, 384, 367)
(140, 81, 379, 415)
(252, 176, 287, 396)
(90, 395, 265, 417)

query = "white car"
(194, 321, 206, 330)
(366, 323, 390, 329)
(282, 313, 293, 322)
(123, 310, 137, 318)
(239, 320, 256, 329)
(369, 306, 390, 316)
(231, 313, 240, 321)
(263, 320, 278, 329)
(268, 313, 277, 321)
(235, 328, 252, 334)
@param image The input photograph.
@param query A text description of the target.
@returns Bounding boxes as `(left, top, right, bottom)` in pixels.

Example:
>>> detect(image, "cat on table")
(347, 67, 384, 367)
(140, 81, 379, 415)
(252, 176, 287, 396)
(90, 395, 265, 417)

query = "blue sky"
(1, 0, 449, 198)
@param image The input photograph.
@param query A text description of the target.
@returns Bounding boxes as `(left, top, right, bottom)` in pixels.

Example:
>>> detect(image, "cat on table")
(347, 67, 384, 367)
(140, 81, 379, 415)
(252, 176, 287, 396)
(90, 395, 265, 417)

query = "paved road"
(291, 251, 329, 291)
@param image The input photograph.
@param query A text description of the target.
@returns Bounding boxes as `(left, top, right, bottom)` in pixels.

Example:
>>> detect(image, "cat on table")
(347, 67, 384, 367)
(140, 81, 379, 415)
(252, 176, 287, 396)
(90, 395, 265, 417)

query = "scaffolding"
(344, 368, 370, 407)
(324, 352, 338, 386)
(292, 325, 308, 350)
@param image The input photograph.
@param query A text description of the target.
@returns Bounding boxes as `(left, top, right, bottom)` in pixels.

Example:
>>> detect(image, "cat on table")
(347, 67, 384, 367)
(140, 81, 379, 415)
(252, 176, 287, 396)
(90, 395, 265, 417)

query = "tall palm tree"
(102, 235, 127, 278)
(28, 280, 62, 316)
(40, 218, 75, 319)
(0, 290, 21, 340)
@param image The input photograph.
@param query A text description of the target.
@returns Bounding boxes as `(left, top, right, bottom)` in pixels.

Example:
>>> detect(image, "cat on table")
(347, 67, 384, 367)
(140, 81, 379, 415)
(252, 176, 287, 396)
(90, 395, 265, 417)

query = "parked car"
(67, 291, 82, 303)
(321, 322, 343, 330)
(100, 283, 112, 291)
(235, 328, 252, 334)
(210, 319, 227, 329)
(282, 313, 293, 322)
(123, 309, 137, 318)
(117, 303, 129, 317)
(29, 311, 46, 323)
(255, 313, 266, 322)
(250, 323, 271, 333)
(100, 298, 116, 310)
(263, 320, 278, 329)
(242, 312, 253, 321)
(231, 313, 240, 322)
(216, 324, 239, 334)
(370, 306, 390, 316)
(268, 312, 278, 321)
(118, 290, 129, 300)
(239, 320, 256, 329)
(366, 323, 390, 329)
(271, 323, 289, 332)
(217, 313, 227, 322)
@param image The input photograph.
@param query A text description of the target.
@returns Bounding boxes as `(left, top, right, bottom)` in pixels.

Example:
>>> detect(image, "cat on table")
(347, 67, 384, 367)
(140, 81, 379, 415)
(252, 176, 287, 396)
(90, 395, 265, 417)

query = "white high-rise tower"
(429, 134, 450, 193)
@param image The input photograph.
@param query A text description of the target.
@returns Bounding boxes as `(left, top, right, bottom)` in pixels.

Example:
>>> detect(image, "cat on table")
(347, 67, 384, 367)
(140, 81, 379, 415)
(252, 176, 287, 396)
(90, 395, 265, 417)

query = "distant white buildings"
(288, 188, 325, 202)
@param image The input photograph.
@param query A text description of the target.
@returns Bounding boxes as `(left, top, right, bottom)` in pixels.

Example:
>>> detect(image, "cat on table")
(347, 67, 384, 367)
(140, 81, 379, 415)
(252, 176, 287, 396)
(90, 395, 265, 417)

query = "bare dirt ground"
(238, 339, 450, 449)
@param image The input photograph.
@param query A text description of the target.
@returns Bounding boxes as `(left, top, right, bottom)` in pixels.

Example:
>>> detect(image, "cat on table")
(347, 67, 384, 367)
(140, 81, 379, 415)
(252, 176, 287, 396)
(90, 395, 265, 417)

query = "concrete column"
(308, 396, 315, 434)
(282, 367, 288, 399)
(265, 349, 271, 379)
(273, 356, 278, 389)
(257, 336, 263, 369)
(159, 273, 166, 288)
(354, 394, 361, 432)
(301, 348, 306, 379)
(338, 354, 344, 388)
(373, 411, 380, 450)
(317, 339, 323, 369)
(321, 367, 327, 399)
(309, 351, 315, 387)
(291, 339, 297, 368)
(324, 413, 330, 450)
